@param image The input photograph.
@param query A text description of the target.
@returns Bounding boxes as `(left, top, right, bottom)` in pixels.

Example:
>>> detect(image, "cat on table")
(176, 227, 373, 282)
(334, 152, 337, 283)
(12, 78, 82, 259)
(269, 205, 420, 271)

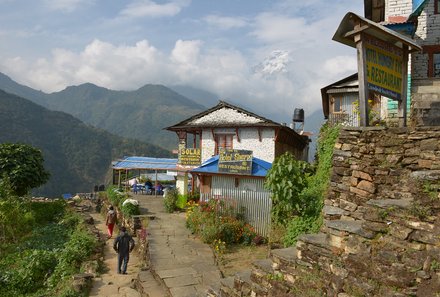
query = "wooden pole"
(399, 45, 409, 127)
(355, 30, 369, 127)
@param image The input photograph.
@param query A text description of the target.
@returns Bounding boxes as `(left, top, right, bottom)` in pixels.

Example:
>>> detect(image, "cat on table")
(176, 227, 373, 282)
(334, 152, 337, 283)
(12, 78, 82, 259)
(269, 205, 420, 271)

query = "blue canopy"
(191, 155, 272, 177)
(113, 156, 178, 170)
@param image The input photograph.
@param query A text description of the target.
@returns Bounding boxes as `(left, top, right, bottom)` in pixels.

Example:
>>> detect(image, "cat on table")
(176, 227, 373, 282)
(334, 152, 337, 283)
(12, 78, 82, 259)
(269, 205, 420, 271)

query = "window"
(214, 134, 233, 154)
(331, 96, 343, 113)
(423, 45, 440, 78)
(436, 0, 440, 14)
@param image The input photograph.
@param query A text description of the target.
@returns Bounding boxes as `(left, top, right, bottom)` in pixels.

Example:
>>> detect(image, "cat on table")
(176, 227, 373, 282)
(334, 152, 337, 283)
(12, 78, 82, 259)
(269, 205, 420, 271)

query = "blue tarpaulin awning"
(112, 156, 178, 171)
(409, 0, 430, 20)
(190, 155, 272, 177)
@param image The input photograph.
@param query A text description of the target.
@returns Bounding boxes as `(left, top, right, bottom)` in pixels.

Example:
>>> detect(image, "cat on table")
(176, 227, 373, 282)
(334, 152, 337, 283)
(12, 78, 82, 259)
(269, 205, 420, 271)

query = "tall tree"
(0, 143, 50, 196)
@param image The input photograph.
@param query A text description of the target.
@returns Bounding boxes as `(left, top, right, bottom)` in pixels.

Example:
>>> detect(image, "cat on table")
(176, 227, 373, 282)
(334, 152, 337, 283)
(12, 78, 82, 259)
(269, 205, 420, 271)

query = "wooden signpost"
(333, 12, 421, 127)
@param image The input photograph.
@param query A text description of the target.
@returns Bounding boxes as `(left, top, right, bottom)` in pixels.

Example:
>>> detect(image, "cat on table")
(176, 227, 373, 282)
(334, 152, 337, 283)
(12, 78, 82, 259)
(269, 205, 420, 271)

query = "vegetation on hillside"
(0, 73, 206, 150)
(265, 123, 340, 246)
(0, 143, 50, 196)
(0, 90, 172, 197)
(0, 146, 98, 296)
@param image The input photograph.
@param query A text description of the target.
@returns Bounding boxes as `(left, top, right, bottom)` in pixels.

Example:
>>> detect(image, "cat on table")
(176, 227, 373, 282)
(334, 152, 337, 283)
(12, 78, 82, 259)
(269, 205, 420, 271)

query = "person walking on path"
(105, 206, 117, 238)
(113, 226, 135, 275)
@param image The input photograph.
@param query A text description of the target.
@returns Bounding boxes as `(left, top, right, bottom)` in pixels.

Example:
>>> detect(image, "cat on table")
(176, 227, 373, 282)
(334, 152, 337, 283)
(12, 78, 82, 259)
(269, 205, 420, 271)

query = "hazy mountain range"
(0, 89, 171, 197)
(0, 72, 207, 150)
(0, 72, 324, 196)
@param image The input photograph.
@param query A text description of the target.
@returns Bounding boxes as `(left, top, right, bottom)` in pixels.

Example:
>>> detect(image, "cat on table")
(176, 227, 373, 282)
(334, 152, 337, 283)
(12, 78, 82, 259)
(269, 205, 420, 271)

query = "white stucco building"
(166, 101, 310, 195)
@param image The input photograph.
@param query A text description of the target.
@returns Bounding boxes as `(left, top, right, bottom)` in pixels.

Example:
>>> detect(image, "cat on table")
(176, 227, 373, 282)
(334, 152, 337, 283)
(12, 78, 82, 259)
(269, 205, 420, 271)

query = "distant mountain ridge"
(0, 72, 208, 150)
(0, 89, 171, 197)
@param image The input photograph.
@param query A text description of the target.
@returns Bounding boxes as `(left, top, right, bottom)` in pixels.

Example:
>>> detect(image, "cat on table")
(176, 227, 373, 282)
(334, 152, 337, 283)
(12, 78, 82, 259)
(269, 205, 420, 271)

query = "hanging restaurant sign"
(178, 143, 201, 166)
(218, 149, 253, 175)
(365, 34, 403, 101)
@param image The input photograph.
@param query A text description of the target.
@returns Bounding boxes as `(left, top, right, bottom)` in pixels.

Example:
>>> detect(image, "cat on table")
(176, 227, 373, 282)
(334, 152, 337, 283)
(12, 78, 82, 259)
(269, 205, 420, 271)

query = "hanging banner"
(218, 149, 253, 175)
(364, 34, 403, 101)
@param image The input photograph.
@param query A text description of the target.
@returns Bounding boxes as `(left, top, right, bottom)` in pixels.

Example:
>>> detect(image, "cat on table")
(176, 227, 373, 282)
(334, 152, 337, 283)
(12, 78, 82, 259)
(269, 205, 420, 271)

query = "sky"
(0, 0, 364, 123)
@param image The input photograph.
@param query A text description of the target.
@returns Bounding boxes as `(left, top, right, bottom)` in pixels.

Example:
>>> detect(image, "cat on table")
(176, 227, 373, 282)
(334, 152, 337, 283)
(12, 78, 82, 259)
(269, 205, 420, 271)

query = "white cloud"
(120, 0, 190, 18)
(171, 39, 202, 65)
(203, 15, 248, 30)
(0, 0, 362, 121)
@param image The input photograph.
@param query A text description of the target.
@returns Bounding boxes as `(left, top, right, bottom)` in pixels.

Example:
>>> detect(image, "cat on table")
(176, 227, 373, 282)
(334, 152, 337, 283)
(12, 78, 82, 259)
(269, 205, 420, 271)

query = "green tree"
(265, 152, 312, 224)
(0, 143, 50, 196)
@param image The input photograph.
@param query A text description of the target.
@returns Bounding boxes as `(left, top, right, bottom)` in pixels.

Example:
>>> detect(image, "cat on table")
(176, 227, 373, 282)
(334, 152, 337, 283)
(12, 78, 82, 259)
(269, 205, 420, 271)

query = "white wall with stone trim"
(201, 127, 275, 163)
(385, 0, 412, 18)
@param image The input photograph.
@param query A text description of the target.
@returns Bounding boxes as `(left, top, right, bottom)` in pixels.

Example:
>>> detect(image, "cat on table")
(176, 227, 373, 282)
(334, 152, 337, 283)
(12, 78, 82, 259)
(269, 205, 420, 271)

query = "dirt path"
(88, 212, 142, 297)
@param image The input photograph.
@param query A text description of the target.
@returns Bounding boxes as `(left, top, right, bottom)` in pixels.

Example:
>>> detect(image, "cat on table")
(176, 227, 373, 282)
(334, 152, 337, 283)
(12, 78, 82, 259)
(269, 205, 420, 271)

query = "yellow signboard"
(365, 34, 403, 100)
(178, 143, 201, 166)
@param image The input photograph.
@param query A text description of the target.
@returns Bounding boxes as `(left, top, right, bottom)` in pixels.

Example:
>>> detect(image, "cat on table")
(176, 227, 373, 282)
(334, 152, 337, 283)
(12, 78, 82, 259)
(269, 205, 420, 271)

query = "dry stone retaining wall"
(217, 126, 440, 296)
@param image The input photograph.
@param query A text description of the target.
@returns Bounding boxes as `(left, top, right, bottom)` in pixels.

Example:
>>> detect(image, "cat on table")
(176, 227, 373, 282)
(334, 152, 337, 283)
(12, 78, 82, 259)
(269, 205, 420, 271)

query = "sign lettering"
(365, 34, 403, 100)
(218, 149, 252, 175)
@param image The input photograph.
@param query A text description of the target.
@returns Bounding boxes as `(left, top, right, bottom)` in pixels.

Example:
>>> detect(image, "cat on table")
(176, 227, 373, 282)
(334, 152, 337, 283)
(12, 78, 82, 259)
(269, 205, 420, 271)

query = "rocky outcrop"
(215, 126, 440, 296)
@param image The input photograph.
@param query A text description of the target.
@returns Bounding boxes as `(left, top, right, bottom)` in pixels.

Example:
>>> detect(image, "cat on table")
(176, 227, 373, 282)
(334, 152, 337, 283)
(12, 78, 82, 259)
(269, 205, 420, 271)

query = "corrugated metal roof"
(191, 155, 272, 177)
(113, 156, 178, 170)
(327, 88, 358, 94)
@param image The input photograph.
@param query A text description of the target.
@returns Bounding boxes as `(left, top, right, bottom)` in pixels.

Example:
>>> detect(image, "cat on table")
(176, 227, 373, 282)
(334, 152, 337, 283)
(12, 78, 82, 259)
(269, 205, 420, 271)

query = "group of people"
(131, 178, 164, 195)
(105, 206, 135, 275)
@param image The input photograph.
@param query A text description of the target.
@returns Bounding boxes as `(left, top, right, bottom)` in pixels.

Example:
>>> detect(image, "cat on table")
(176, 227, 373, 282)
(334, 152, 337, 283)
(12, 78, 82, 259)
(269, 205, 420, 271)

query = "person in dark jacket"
(113, 226, 135, 274)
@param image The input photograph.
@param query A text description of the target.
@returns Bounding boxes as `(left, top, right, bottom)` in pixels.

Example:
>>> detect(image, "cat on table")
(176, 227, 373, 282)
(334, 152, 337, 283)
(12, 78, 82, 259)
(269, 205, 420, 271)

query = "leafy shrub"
(30, 199, 66, 225)
(47, 223, 97, 289)
(0, 249, 57, 295)
(0, 206, 98, 297)
(283, 216, 322, 246)
(186, 199, 257, 245)
(282, 124, 340, 246)
(176, 194, 187, 209)
(121, 201, 140, 217)
(106, 186, 126, 208)
(265, 153, 313, 224)
(0, 194, 35, 244)
(163, 188, 179, 213)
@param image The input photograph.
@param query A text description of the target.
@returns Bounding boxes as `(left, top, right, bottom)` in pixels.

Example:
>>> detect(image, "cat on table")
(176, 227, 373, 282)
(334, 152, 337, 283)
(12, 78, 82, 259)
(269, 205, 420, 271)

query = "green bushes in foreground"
(185, 199, 258, 246)
(0, 201, 98, 297)
(265, 123, 340, 246)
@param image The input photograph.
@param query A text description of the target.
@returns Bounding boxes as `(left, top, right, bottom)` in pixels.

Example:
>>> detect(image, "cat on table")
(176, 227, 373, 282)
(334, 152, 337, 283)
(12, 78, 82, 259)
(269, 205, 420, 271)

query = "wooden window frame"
(423, 45, 440, 78)
(331, 95, 344, 114)
(214, 134, 233, 155)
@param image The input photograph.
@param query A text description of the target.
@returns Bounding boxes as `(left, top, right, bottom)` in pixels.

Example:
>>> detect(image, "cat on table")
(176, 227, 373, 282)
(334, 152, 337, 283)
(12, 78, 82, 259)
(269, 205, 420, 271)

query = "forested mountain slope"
(0, 89, 171, 197)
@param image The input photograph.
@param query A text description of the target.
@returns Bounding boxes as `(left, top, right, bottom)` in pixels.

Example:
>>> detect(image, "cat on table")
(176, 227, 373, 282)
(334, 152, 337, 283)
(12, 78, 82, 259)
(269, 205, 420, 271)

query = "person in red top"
(105, 206, 117, 238)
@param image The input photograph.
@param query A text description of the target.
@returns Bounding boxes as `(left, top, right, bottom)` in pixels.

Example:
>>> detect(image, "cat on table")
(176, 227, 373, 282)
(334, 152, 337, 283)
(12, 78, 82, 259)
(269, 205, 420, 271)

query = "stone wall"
(318, 126, 440, 295)
(217, 126, 440, 296)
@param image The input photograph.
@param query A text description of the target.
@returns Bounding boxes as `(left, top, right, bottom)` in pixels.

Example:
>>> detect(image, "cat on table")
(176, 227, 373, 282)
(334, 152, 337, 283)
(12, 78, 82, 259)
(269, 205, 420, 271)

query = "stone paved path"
(136, 194, 222, 297)
(88, 212, 143, 297)
(89, 194, 222, 297)
(88, 204, 167, 297)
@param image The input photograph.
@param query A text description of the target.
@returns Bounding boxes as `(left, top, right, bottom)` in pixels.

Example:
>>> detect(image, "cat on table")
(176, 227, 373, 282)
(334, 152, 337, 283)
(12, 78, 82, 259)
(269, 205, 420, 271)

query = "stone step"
(251, 259, 275, 289)
(270, 247, 298, 267)
(216, 276, 236, 297)
(324, 219, 373, 238)
(234, 270, 268, 297)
